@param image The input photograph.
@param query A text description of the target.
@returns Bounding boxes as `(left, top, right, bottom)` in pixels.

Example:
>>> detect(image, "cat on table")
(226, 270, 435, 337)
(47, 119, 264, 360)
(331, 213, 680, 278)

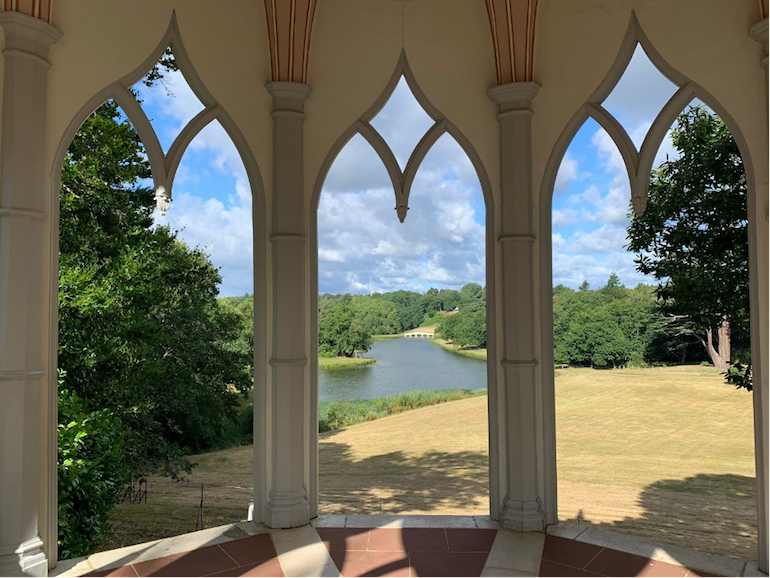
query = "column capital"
(488, 81, 540, 117)
(266, 81, 312, 113)
(0, 11, 61, 67)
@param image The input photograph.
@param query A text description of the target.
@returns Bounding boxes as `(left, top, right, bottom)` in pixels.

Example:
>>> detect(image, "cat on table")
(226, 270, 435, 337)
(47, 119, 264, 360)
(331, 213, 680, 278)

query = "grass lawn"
(104, 366, 756, 562)
(318, 356, 376, 369)
(431, 337, 487, 360)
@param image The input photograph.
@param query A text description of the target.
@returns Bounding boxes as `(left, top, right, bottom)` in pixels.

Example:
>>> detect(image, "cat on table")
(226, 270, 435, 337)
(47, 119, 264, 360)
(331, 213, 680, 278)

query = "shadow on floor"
(319, 441, 488, 515)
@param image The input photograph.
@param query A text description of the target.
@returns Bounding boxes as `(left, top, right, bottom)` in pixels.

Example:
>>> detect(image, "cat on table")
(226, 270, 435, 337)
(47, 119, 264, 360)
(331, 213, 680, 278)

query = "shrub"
(58, 380, 132, 559)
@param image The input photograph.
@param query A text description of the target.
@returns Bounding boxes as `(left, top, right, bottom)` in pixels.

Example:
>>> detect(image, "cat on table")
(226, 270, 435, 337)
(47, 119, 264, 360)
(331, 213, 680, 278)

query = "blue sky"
(129, 45, 688, 297)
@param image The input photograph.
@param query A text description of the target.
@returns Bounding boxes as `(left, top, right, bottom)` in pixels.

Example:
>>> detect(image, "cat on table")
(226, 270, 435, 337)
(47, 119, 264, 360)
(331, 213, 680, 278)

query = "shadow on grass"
(563, 473, 757, 562)
(319, 441, 488, 514)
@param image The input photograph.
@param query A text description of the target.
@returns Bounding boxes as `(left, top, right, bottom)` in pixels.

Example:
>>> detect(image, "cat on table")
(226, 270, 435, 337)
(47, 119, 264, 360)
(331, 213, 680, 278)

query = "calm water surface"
(319, 337, 486, 401)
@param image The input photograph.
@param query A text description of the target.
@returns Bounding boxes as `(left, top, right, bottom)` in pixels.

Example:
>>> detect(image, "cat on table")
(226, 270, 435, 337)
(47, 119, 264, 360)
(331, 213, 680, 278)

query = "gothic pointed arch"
(541, 11, 756, 217)
(51, 12, 266, 216)
(311, 51, 494, 224)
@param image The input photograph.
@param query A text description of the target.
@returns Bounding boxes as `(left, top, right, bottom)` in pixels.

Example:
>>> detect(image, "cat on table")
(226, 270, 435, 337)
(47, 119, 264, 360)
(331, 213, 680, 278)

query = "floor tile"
(330, 550, 409, 577)
(585, 549, 688, 577)
(399, 529, 450, 552)
(542, 535, 604, 569)
(317, 528, 371, 552)
(270, 526, 340, 577)
(446, 529, 498, 552)
(484, 530, 545, 573)
(131, 545, 237, 577)
(218, 534, 277, 566)
(86, 566, 138, 577)
(410, 551, 489, 577)
(539, 560, 605, 577)
(366, 529, 407, 552)
(206, 558, 284, 577)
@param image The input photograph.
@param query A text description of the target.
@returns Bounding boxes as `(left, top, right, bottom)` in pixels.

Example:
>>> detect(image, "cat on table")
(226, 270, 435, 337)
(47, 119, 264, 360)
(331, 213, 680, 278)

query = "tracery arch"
(311, 51, 494, 223)
(47, 13, 268, 556)
(541, 12, 756, 217)
(309, 51, 500, 518)
(539, 8, 760, 556)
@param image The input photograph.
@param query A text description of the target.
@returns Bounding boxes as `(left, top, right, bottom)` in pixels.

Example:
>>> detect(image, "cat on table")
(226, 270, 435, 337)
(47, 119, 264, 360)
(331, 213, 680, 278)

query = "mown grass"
(318, 388, 486, 432)
(105, 366, 756, 562)
(431, 337, 487, 360)
(318, 357, 376, 370)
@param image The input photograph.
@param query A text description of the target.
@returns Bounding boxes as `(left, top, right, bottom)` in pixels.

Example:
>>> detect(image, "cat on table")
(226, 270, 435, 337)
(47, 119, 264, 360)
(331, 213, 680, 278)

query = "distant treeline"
(226, 273, 714, 367)
(318, 284, 487, 356)
(553, 274, 709, 368)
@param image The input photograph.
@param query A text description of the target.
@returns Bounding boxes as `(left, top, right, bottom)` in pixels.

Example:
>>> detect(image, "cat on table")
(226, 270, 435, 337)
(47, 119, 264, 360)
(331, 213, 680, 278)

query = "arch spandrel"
(538, 9, 760, 220)
(305, 0, 499, 210)
(311, 52, 493, 228)
(46, 2, 274, 206)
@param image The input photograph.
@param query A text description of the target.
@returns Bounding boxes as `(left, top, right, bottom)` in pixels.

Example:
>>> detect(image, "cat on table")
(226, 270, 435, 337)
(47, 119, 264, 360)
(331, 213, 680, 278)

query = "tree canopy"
(59, 100, 253, 478)
(627, 104, 749, 374)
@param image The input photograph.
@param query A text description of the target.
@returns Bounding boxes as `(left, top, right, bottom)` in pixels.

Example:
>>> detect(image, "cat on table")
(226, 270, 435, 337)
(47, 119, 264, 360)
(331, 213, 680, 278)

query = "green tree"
(350, 295, 402, 335)
(380, 290, 425, 330)
(627, 105, 749, 375)
(59, 100, 252, 477)
(319, 303, 373, 357)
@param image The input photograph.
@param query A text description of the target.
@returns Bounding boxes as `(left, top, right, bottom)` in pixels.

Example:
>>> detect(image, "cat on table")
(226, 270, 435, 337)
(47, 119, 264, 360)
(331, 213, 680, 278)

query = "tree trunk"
(699, 323, 730, 370)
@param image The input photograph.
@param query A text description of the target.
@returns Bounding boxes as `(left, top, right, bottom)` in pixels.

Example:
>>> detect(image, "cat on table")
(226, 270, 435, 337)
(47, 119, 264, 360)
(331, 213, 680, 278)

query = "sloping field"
(106, 367, 757, 561)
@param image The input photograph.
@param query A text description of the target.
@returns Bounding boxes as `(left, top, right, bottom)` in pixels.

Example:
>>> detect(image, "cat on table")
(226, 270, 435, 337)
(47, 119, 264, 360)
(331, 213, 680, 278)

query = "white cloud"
(370, 77, 436, 170)
(602, 44, 678, 149)
(153, 120, 254, 297)
(318, 133, 485, 294)
(552, 250, 649, 290)
(554, 152, 579, 195)
(552, 208, 578, 229)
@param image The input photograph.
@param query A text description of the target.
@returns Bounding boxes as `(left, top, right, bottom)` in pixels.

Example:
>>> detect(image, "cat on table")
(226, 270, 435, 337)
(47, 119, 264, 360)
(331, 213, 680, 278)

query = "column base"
(0, 537, 47, 577)
(264, 489, 310, 528)
(500, 497, 546, 532)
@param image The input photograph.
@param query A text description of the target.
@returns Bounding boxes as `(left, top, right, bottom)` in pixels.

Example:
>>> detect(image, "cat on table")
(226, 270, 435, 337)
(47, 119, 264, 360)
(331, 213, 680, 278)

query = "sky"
(128, 44, 689, 297)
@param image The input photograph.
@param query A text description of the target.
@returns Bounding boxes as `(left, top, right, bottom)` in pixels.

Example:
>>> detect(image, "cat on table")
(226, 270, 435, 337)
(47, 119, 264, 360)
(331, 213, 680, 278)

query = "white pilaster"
(0, 11, 60, 577)
(488, 82, 552, 532)
(749, 17, 769, 575)
(261, 81, 312, 529)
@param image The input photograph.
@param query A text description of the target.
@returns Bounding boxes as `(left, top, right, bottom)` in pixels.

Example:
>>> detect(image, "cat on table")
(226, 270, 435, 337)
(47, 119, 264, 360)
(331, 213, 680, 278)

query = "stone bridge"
(403, 332, 434, 338)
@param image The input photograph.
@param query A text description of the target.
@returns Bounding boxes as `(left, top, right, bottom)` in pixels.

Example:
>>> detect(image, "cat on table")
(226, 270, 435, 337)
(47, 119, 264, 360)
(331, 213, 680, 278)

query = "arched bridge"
(403, 332, 434, 338)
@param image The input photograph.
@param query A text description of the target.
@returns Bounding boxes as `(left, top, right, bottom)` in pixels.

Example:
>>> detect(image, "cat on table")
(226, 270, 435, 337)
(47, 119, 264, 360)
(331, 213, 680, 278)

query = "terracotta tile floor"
(539, 535, 717, 578)
(80, 527, 732, 577)
(86, 534, 283, 577)
(317, 527, 498, 577)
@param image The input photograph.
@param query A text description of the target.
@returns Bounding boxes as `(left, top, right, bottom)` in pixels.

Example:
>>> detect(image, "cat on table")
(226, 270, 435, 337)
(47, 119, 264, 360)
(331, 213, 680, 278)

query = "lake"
(318, 337, 487, 401)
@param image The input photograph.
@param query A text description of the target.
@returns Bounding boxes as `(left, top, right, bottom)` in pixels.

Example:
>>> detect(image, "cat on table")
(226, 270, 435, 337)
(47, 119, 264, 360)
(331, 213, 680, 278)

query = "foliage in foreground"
(318, 388, 486, 432)
(58, 383, 132, 559)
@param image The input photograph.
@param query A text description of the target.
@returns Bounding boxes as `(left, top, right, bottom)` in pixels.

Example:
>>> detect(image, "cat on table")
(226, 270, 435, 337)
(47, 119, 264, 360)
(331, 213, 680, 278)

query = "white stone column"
(749, 17, 768, 575)
(0, 11, 60, 577)
(488, 82, 553, 532)
(261, 81, 312, 529)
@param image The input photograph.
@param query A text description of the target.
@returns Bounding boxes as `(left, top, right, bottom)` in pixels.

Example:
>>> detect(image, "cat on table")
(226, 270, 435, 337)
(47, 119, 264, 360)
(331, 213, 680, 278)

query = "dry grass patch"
(555, 367, 756, 561)
(319, 396, 489, 515)
(105, 366, 756, 562)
